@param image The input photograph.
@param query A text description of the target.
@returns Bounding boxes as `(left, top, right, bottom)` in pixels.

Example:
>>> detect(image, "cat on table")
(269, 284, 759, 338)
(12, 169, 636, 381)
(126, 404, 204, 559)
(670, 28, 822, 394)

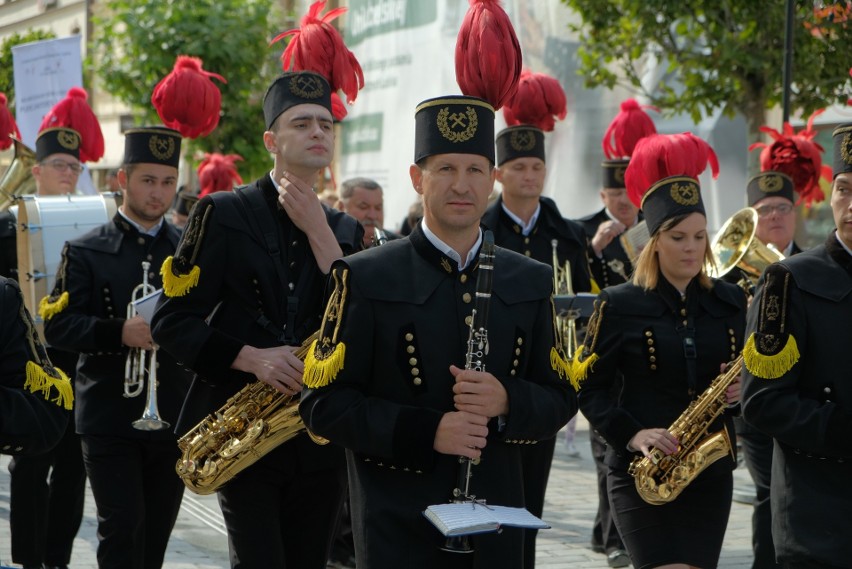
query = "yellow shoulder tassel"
(743, 333, 800, 380)
(571, 347, 599, 385)
(589, 278, 601, 294)
(160, 256, 200, 298)
(24, 361, 74, 410)
(550, 347, 579, 391)
(38, 291, 69, 321)
(303, 339, 346, 389)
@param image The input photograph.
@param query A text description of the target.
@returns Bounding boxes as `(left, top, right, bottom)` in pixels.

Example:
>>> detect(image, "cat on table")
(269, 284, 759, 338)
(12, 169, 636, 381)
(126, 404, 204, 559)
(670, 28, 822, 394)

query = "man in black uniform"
(152, 71, 361, 569)
(300, 95, 576, 569)
(0, 275, 71, 456)
(42, 126, 192, 569)
(577, 159, 642, 290)
(742, 125, 852, 568)
(9, 126, 88, 569)
(337, 177, 400, 247)
(481, 124, 586, 569)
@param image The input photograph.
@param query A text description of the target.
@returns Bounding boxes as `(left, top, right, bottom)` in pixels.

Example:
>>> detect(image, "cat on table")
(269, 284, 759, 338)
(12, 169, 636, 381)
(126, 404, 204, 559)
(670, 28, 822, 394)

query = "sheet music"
(423, 502, 550, 537)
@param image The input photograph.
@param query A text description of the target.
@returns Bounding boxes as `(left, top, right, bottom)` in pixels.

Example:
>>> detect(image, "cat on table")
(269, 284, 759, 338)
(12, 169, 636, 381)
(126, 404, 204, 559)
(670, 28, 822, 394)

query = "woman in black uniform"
(576, 132, 746, 569)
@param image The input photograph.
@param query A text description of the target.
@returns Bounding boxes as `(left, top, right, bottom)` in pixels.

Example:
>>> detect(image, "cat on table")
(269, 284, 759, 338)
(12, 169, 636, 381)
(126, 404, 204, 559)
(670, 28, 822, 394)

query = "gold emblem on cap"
(614, 167, 625, 183)
(437, 106, 478, 143)
(758, 174, 783, 193)
(149, 135, 176, 161)
(842, 133, 852, 166)
(290, 75, 324, 99)
(670, 182, 700, 206)
(57, 130, 79, 150)
(509, 130, 535, 152)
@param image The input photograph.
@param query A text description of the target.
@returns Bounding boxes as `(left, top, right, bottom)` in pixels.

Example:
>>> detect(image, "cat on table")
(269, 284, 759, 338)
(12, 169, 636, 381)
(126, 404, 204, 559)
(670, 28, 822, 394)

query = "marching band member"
(741, 124, 852, 568)
(337, 177, 400, 248)
(42, 127, 191, 569)
(300, 93, 575, 569)
(576, 133, 745, 569)
(152, 71, 362, 569)
(8, 87, 106, 569)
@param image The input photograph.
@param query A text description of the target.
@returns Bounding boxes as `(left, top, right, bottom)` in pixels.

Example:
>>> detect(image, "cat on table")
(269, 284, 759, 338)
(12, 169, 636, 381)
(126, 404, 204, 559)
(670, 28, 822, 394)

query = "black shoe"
(590, 542, 606, 554)
(45, 566, 69, 569)
(607, 549, 630, 568)
(22, 565, 45, 569)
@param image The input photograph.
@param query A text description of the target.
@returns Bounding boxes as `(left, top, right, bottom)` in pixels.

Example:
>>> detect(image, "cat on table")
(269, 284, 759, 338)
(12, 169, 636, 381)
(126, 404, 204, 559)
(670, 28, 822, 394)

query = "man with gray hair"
(337, 177, 398, 247)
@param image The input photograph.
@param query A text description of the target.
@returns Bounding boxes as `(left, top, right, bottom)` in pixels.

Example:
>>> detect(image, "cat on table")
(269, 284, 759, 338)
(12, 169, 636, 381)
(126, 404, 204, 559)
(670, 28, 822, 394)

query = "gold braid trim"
(38, 291, 69, 321)
(304, 268, 349, 389)
(743, 333, 800, 380)
(550, 346, 578, 391)
(24, 361, 74, 410)
(571, 299, 606, 384)
(571, 346, 599, 383)
(160, 256, 200, 298)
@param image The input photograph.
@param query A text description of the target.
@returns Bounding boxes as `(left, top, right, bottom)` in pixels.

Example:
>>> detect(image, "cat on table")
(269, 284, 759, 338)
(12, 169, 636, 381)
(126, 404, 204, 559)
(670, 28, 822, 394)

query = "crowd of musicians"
(2, 10, 852, 569)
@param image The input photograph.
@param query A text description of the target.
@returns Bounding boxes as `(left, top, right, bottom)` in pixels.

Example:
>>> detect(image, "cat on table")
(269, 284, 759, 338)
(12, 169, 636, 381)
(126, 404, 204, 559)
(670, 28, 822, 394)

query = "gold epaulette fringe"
(589, 279, 601, 294)
(24, 361, 74, 410)
(38, 291, 69, 321)
(570, 347, 598, 384)
(303, 339, 346, 389)
(743, 333, 800, 380)
(160, 256, 200, 298)
(550, 347, 579, 391)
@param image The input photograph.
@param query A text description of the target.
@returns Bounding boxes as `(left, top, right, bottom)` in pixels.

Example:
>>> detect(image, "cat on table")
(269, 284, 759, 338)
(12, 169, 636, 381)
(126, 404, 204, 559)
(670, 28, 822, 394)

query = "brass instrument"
(552, 239, 578, 355)
(441, 230, 495, 554)
(125, 261, 155, 398)
(1, 137, 37, 212)
(708, 207, 784, 288)
(628, 356, 741, 504)
(372, 228, 388, 247)
(176, 332, 327, 494)
(619, 219, 649, 265)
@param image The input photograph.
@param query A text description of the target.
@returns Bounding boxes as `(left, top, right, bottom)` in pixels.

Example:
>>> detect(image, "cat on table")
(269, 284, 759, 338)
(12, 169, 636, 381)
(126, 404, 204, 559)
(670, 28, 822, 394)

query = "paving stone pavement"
(0, 416, 755, 568)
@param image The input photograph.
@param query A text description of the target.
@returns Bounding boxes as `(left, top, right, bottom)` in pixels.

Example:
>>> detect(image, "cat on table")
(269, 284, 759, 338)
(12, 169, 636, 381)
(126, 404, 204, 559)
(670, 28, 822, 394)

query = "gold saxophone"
(176, 332, 328, 495)
(628, 355, 741, 505)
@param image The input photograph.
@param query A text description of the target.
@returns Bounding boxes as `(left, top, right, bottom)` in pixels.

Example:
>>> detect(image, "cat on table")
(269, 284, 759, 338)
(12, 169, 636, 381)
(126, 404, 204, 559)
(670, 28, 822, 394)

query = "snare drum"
(16, 193, 119, 320)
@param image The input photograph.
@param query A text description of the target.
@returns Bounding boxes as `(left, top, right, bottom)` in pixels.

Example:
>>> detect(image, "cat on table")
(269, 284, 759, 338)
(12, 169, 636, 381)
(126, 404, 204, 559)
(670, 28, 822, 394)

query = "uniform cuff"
(192, 330, 245, 380)
(95, 318, 126, 351)
(392, 407, 443, 471)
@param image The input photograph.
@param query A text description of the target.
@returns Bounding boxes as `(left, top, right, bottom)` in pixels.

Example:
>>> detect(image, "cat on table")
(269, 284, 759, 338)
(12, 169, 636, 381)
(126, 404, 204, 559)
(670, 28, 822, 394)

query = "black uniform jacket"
(300, 227, 576, 569)
(0, 210, 16, 280)
(43, 215, 191, 439)
(578, 276, 746, 471)
(151, 176, 361, 470)
(742, 234, 852, 565)
(481, 195, 592, 293)
(577, 208, 640, 288)
(0, 277, 69, 454)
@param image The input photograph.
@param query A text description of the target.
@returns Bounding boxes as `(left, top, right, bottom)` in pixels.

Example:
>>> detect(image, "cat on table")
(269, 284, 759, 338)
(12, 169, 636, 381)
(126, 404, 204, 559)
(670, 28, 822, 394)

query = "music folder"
(423, 502, 550, 537)
(552, 292, 596, 320)
(132, 289, 163, 325)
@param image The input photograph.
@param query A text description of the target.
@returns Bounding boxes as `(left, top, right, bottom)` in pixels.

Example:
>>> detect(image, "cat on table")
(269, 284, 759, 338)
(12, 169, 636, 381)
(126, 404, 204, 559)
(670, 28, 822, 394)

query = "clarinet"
(442, 230, 495, 554)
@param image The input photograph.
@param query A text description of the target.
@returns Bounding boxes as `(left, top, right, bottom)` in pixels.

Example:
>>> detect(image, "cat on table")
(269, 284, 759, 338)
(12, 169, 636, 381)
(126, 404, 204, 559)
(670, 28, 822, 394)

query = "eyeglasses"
(755, 203, 793, 217)
(41, 159, 83, 174)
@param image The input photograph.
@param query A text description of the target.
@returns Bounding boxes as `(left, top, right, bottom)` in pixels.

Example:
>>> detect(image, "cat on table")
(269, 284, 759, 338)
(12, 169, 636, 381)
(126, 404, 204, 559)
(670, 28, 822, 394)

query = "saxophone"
(628, 355, 741, 505)
(175, 332, 327, 495)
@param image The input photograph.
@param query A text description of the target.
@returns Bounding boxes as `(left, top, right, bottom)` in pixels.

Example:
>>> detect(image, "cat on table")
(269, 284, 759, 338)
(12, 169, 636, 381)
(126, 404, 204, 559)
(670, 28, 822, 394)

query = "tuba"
(708, 207, 784, 289)
(628, 356, 741, 504)
(1, 137, 37, 212)
(175, 332, 327, 494)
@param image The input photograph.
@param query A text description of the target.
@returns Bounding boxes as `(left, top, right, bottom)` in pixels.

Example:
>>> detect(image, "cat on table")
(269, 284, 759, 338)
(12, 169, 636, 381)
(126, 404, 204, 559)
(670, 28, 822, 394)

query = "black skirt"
(607, 464, 733, 569)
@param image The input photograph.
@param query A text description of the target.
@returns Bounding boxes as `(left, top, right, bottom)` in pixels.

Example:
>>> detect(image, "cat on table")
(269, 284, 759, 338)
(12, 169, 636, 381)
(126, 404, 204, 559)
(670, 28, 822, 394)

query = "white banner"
(11, 35, 95, 194)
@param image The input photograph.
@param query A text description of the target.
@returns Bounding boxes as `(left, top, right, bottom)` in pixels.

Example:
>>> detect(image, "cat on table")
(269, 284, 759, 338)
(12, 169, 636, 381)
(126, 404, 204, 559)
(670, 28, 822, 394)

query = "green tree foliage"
(91, 0, 287, 179)
(562, 1, 852, 146)
(0, 29, 57, 106)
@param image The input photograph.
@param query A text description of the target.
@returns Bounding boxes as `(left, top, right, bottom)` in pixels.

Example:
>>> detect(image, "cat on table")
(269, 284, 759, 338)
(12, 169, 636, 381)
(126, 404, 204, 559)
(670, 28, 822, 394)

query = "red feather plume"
(455, 0, 522, 110)
(625, 133, 720, 208)
(39, 87, 104, 163)
(848, 67, 852, 105)
(152, 56, 226, 139)
(0, 92, 20, 151)
(747, 109, 828, 206)
(270, 0, 364, 120)
(197, 153, 243, 198)
(502, 69, 567, 132)
(602, 99, 659, 159)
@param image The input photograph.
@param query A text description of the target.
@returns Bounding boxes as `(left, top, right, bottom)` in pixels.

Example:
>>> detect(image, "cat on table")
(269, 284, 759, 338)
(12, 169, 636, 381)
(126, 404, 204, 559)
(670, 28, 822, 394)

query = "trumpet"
(552, 239, 579, 355)
(124, 261, 169, 431)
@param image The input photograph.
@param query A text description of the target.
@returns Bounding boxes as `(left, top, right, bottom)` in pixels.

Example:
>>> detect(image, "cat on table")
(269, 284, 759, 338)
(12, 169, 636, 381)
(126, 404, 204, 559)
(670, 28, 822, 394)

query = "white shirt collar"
(421, 218, 482, 271)
(118, 209, 162, 237)
(835, 231, 852, 257)
(605, 207, 638, 227)
(501, 201, 540, 236)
